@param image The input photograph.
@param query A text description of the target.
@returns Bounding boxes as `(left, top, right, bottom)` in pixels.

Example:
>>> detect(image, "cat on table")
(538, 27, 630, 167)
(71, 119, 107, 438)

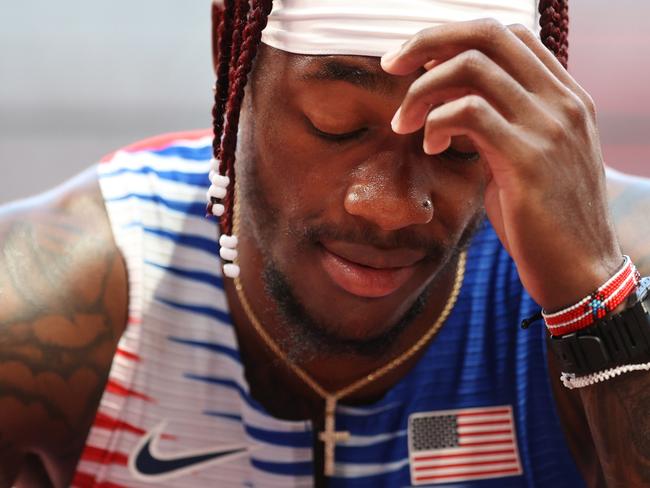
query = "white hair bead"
(209, 171, 230, 188)
(208, 184, 227, 200)
(210, 158, 221, 171)
(220, 247, 238, 262)
(211, 203, 225, 217)
(223, 263, 241, 279)
(220, 234, 239, 249)
(216, 175, 230, 188)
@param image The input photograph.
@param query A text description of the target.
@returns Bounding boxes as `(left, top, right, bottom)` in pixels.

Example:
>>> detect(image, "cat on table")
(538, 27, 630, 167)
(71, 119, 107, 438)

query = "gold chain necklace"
(231, 192, 467, 477)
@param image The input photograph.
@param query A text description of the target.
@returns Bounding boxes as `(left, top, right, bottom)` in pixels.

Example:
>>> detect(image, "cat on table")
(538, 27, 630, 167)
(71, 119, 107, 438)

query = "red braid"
(212, 0, 235, 172)
(230, 0, 252, 82)
(212, 4, 223, 61)
(538, 0, 569, 68)
(217, 0, 273, 235)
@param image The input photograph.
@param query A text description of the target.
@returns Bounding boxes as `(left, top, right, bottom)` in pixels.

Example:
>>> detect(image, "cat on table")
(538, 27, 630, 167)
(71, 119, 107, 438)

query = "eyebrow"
(301, 59, 395, 94)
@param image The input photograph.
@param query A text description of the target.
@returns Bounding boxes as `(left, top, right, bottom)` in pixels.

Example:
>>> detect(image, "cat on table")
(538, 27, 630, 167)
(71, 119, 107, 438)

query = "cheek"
(250, 101, 487, 244)
(254, 119, 348, 222)
(430, 161, 488, 233)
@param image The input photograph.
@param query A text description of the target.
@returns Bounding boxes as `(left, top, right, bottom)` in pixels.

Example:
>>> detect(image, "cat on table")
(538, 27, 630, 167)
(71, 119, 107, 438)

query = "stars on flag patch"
(408, 405, 522, 485)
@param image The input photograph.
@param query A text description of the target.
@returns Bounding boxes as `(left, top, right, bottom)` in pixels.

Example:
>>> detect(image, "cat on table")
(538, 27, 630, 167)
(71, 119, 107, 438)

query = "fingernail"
(391, 107, 402, 133)
(423, 59, 437, 71)
(381, 47, 401, 68)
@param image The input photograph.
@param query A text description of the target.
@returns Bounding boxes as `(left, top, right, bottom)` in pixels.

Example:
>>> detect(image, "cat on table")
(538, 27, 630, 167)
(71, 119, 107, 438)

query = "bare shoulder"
(606, 168, 650, 275)
(0, 168, 128, 486)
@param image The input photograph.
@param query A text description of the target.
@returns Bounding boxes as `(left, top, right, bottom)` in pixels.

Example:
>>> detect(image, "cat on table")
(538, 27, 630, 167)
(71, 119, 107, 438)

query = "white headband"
(261, 0, 539, 57)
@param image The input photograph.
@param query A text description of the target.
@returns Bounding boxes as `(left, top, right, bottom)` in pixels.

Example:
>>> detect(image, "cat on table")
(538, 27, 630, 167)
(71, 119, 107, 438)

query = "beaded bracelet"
(543, 256, 640, 337)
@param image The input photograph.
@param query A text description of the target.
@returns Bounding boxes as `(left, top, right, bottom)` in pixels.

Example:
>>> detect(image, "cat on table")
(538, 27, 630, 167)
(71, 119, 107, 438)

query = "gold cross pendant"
(318, 397, 350, 476)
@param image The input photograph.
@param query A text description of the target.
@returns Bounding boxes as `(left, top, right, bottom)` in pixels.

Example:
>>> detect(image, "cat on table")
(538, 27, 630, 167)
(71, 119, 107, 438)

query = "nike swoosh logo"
(128, 420, 248, 482)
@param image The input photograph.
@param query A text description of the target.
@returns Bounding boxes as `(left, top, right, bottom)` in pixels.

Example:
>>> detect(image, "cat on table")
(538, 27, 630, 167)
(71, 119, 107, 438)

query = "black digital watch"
(549, 277, 650, 376)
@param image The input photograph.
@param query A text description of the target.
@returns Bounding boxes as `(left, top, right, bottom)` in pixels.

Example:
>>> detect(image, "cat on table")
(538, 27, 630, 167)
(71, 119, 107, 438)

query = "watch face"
(637, 277, 650, 304)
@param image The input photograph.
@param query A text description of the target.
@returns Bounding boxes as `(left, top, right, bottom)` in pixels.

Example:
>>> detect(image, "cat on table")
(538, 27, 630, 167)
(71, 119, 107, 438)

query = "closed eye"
(440, 146, 480, 162)
(307, 117, 478, 160)
(307, 117, 368, 143)
(313, 127, 367, 142)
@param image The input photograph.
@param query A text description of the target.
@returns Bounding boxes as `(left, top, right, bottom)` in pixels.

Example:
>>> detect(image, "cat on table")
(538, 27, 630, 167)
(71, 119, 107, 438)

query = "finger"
(393, 49, 536, 134)
(507, 24, 572, 82)
(421, 94, 519, 171)
(508, 23, 596, 112)
(381, 18, 565, 95)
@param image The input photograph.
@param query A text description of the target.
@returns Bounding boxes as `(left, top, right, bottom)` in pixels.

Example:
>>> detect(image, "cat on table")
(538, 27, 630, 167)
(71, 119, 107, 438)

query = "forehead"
(255, 44, 401, 95)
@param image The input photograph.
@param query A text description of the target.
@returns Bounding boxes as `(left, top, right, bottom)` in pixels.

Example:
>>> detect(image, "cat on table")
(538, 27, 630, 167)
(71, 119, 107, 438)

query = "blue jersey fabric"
(91, 132, 586, 487)
(328, 220, 585, 487)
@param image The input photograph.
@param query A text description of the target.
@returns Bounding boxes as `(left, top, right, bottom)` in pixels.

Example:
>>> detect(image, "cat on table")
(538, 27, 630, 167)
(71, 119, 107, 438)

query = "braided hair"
(208, 0, 273, 236)
(208, 0, 570, 239)
(539, 0, 569, 68)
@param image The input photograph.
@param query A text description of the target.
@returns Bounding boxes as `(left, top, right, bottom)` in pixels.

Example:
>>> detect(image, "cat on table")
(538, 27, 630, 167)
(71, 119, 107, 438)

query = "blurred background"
(0, 0, 648, 204)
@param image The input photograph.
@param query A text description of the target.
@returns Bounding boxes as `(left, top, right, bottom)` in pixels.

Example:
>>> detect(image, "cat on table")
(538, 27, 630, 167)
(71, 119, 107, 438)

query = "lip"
(319, 242, 423, 298)
(321, 240, 426, 269)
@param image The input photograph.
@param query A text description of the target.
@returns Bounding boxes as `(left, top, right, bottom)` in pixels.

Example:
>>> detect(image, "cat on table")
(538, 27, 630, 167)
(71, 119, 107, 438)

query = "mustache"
(291, 221, 448, 255)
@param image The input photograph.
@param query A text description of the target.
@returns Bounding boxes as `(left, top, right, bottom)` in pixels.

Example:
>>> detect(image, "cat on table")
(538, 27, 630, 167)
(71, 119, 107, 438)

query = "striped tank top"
(73, 130, 585, 487)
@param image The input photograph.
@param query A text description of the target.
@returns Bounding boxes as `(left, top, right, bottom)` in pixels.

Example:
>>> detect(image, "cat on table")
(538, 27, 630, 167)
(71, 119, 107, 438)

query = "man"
(1, 0, 650, 486)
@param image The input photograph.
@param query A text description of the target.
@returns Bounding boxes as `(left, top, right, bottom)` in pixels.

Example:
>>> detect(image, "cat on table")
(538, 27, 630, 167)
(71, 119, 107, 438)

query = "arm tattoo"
(609, 176, 650, 276)
(0, 180, 127, 478)
(580, 374, 650, 485)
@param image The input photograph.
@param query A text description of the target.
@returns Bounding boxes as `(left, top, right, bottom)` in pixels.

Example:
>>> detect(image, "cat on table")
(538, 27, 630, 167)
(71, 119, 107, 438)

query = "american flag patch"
(408, 405, 522, 485)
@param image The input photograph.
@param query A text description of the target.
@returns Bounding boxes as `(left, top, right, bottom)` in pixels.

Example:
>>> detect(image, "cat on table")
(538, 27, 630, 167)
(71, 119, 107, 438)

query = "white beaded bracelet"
(561, 362, 650, 389)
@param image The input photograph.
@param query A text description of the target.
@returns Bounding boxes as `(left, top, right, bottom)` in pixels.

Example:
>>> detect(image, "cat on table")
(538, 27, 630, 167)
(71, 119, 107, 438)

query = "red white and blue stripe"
(74, 130, 586, 487)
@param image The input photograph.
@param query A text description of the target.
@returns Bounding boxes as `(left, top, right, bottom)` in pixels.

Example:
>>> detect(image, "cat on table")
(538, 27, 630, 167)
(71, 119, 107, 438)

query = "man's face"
(236, 45, 487, 357)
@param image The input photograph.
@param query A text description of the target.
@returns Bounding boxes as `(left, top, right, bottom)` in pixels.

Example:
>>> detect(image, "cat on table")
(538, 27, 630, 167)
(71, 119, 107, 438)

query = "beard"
(237, 143, 486, 364)
(262, 258, 435, 362)
(243, 207, 484, 363)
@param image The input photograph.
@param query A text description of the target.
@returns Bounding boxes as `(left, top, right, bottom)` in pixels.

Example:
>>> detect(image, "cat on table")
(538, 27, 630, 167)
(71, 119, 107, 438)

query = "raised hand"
(381, 19, 622, 311)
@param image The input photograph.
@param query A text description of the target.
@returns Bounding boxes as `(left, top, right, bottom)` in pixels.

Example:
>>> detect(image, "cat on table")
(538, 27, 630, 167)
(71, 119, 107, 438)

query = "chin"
(262, 249, 441, 359)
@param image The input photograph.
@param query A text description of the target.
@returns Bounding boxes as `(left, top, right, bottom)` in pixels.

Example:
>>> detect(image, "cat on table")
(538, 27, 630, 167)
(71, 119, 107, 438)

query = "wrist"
(537, 257, 623, 313)
(542, 256, 639, 337)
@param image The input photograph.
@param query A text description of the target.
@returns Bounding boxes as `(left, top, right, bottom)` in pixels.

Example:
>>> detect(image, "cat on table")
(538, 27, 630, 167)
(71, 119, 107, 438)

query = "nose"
(344, 157, 433, 232)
